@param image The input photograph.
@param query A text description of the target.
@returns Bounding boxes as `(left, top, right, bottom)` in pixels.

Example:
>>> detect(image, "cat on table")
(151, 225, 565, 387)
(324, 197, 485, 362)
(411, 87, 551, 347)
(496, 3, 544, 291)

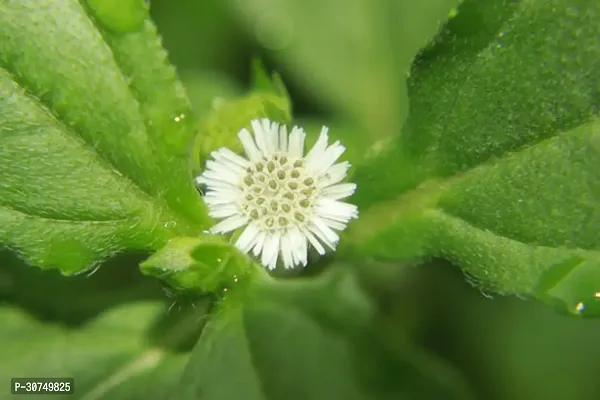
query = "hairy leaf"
(346, 0, 600, 313)
(0, 0, 208, 272)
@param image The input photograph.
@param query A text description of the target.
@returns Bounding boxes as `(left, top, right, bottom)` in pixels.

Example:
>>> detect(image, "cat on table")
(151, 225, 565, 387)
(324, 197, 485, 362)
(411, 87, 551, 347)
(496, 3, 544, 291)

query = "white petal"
(204, 191, 240, 205)
(252, 119, 272, 156)
(204, 186, 242, 198)
(315, 198, 359, 222)
(261, 232, 281, 269)
(322, 218, 347, 231)
(318, 161, 350, 187)
(235, 224, 260, 253)
(252, 231, 267, 257)
(204, 162, 241, 184)
(309, 217, 339, 250)
(321, 183, 357, 200)
(196, 175, 237, 190)
(300, 226, 326, 256)
(209, 204, 240, 219)
(288, 126, 306, 157)
(238, 128, 262, 162)
(309, 142, 346, 176)
(278, 125, 288, 152)
(305, 126, 329, 164)
(280, 232, 294, 268)
(289, 227, 308, 266)
(210, 214, 248, 234)
(267, 245, 279, 270)
(263, 118, 278, 152)
(213, 147, 250, 169)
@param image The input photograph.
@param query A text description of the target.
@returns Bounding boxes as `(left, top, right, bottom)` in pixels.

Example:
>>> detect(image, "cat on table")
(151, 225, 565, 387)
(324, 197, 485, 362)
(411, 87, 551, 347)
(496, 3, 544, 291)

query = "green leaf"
(140, 235, 257, 295)
(0, 249, 164, 323)
(86, 0, 149, 33)
(250, 58, 291, 102)
(345, 0, 600, 312)
(174, 269, 472, 400)
(233, 0, 460, 142)
(0, 0, 208, 272)
(88, 2, 209, 228)
(0, 302, 189, 400)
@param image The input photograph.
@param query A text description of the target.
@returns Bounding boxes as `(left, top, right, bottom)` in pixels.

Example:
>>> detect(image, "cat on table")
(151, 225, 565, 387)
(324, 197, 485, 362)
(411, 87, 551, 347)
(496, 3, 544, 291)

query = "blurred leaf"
(416, 261, 600, 400)
(232, 0, 460, 142)
(150, 0, 246, 72)
(0, 302, 188, 400)
(180, 69, 241, 116)
(0, 0, 209, 273)
(140, 235, 256, 295)
(345, 0, 600, 312)
(174, 268, 472, 400)
(0, 249, 164, 324)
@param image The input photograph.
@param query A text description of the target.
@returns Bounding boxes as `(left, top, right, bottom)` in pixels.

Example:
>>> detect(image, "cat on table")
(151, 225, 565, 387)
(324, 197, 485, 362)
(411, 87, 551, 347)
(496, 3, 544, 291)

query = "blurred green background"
(2, 0, 600, 399)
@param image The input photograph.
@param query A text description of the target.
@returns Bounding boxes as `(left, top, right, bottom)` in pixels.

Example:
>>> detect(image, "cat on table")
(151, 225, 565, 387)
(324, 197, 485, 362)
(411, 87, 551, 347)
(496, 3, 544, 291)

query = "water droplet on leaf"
(572, 293, 600, 317)
(537, 256, 600, 317)
(163, 221, 177, 228)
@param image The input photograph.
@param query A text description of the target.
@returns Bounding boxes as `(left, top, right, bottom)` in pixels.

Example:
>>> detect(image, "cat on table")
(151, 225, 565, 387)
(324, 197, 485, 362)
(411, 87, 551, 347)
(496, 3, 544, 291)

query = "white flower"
(196, 118, 358, 270)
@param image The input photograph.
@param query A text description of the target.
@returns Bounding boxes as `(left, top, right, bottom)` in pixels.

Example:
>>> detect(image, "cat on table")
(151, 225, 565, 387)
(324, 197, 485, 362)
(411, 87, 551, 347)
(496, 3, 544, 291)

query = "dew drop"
(163, 221, 177, 228)
(86, 0, 149, 34)
(572, 293, 600, 317)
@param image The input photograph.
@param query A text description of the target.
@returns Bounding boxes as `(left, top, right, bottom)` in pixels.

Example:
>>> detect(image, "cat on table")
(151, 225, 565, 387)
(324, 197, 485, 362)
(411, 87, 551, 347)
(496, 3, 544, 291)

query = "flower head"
(196, 118, 358, 270)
